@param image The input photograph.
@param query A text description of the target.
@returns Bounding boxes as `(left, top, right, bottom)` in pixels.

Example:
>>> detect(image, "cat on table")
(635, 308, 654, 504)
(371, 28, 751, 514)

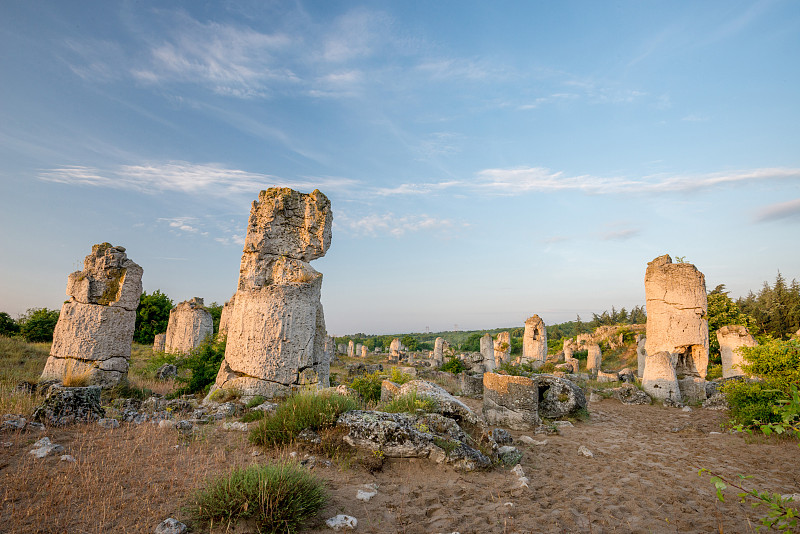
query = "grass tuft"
(379, 391, 437, 414)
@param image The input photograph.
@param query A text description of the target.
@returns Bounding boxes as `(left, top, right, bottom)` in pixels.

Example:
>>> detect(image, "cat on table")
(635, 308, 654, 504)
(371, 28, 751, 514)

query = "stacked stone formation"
(40, 243, 142, 388)
(480, 333, 495, 372)
(717, 325, 757, 378)
(211, 188, 333, 399)
(642, 351, 681, 401)
(494, 331, 511, 367)
(645, 254, 709, 402)
(586, 344, 602, 372)
(153, 333, 166, 353)
(522, 315, 547, 365)
(164, 297, 214, 354)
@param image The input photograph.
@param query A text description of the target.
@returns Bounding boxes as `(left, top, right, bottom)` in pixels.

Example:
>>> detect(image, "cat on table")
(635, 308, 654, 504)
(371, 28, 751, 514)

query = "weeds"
(379, 391, 437, 414)
(350, 371, 383, 403)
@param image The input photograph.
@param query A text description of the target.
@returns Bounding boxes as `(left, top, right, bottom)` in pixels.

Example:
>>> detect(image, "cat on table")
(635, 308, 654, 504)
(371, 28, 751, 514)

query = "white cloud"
(158, 217, 200, 233)
(39, 162, 357, 196)
(335, 212, 465, 237)
(754, 198, 800, 223)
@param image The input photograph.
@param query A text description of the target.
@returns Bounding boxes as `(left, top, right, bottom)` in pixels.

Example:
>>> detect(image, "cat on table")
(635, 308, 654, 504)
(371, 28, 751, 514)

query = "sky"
(1, 1, 799, 336)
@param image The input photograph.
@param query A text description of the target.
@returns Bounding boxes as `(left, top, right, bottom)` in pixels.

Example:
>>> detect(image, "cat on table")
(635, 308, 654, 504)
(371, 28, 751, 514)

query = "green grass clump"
(440, 356, 467, 375)
(380, 391, 437, 414)
(388, 367, 413, 385)
(240, 410, 266, 423)
(349, 371, 383, 403)
(722, 380, 786, 429)
(249, 391, 358, 447)
(246, 395, 267, 409)
(186, 462, 327, 534)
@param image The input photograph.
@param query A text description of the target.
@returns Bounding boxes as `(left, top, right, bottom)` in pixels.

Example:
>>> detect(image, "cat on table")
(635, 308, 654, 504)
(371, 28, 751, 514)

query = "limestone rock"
(637, 336, 647, 377)
(32, 385, 105, 426)
(165, 298, 213, 354)
(433, 337, 445, 365)
(596, 370, 618, 383)
(494, 332, 511, 367)
(153, 333, 166, 352)
(586, 344, 602, 372)
(522, 315, 547, 365)
(460, 373, 484, 397)
(483, 373, 540, 430)
(481, 333, 495, 372)
(612, 384, 652, 405)
(29, 437, 64, 458)
(383, 380, 479, 426)
(534, 374, 587, 419)
(347, 340, 355, 358)
(156, 364, 178, 380)
(641, 351, 681, 402)
(218, 295, 235, 337)
(645, 254, 708, 402)
(155, 518, 188, 534)
(390, 338, 401, 359)
(717, 325, 757, 378)
(326, 515, 358, 531)
(40, 243, 141, 388)
(702, 392, 730, 410)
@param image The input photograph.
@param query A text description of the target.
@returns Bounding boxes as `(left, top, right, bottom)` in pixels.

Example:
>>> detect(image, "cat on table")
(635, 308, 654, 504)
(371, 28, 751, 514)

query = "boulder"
(382, 380, 479, 425)
(480, 333, 495, 372)
(164, 298, 213, 354)
(534, 374, 587, 419)
(460, 373, 484, 397)
(641, 351, 681, 403)
(596, 370, 618, 383)
(482, 373, 540, 430)
(32, 385, 105, 426)
(612, 384, 652, 405)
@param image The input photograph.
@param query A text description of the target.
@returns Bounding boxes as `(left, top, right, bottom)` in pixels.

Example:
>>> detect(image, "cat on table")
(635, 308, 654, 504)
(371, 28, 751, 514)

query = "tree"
(134, 290, 173, 345)
(401, 335, 418, 351)
(18, 308, 60, 342)
(0, 312, 19, 337)
(461, 332, 482, 352)
(207, 302, 223, 334)
(707, 284, 755, 364)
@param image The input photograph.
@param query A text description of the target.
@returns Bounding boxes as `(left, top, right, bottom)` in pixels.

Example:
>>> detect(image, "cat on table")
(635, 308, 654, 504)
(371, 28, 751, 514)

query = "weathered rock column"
(218, 295, 235, 338)
(636, 335, 647, 378)
(494, 331, 511, 367)
(40, 243, 142, 388)
(390, 338, 401, 360)
(480, 333, 495, 372)
(587, 344, 602, 372)
(153, 333, 166, 353)
(522, 315, 547, 366)
(642, 351, 681, 402)
(645, 254, 709, 402)
(717, 325, 757, 378)
(361, 345, 368, 358)
(211, 188, 333, 399)
(164, 297, 214, 354)
(347, 340, 355, 358)
(433, 337, 444, 366)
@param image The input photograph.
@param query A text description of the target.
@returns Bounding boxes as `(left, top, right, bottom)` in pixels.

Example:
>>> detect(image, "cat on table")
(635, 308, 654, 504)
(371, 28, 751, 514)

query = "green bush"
(133, 290, 173, 345)
(739, 339, 800, 393)
(380, 391, 437, 414)
(722, 381, 786, 429)
(441, 356, 467, 375)
(186, 462, 327, 534)
(174, 336, 226, 395)
(388, 367, 412, 385)
(249, 392, 358, 447)
(18, 308, 60, 343)
(0, 312, 19, 337)
(350, 371, 383, 403)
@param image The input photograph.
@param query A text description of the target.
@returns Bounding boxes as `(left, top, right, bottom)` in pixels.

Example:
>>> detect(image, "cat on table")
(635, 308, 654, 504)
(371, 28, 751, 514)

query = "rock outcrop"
(645, 255, 709, 402)
(587, 344, 602, 372)
(390, 338, 401, 359)
(153, 333, 166, 353)
(347, 340, 355, 358)
(494, 331, 511, 367)
(32, 385, 105, 426)
(636, 335, 647, 377)
(164, 297, 213, 354)
(40, 243, 142, 388)
(211, 188, 332, 399)
(535, 375, 587, 419)
(433, 337, 445, 365)
(480, 334, 495, 372)
(642, 351, 681, 402)
(483, 373, 540, 430)
(218, 295, 235, 337)
(717, 325, 757, 378)
(522, 315, 547, 366)
(380, 379, 479, 425)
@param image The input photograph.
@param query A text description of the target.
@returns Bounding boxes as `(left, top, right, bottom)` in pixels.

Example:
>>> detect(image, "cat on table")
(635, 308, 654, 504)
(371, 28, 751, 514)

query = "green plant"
(389, 367, 412, 385)
(133, 290, 173, 345)
(739, 339, 800, 393)
(174, 336, 226, 395)
(18, 308, 60, 343)
(706, 363, 723, 381)
(380, 391, 437, 414)
(240, 410, 266, 423)
(350, 371, 383, 403)
(0, 312, 19, 337)
(698, 469, 798, 531)
(441, 356, 467, 375)
(186, 462, 327, 534)
(249, 391, 358, 447)
(246, 395, 267, 409)
(722, 380, 786, 429)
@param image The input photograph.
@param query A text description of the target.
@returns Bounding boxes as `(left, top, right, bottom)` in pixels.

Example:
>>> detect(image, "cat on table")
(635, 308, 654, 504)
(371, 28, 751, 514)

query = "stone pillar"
(522, 315, 547, 365)
(587, 344, 602, 372)
(211, 188, 332, 399)
(218, 294, 235, 338)
(355, 343, 363, 358)
(645, 254, 709, 402)
(347, 340, 355, 358)
(494, 331, 510, 367)
(165, 297, 214, 354)
(717, 325, 757, 378)
(40, 243, 142, 388)
(480, 333, 495, 372)
(563, 339, 574, 361)
(636, 335, 647, 378)
(433, 337, 444, 365)
(390, 338, 401, 360)
(153, 333, 166, 353)
(642, 351, 681, 402)
(361, 345, 368, 358)
(337, 343, 345, 354)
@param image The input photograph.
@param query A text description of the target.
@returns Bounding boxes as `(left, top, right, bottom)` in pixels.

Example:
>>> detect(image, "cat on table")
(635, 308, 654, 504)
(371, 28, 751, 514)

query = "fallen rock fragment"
(326, 514, 357, 531)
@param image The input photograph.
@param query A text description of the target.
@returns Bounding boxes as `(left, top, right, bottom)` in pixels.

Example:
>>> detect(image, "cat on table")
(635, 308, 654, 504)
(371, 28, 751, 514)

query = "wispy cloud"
(682, 114, 709, 122)
(754, 198, 800, 223)
(335, 212, 466, 237)
(39, 162, 357, 196)
(600, 228, 640, 241)
(158, 216, 200, 233)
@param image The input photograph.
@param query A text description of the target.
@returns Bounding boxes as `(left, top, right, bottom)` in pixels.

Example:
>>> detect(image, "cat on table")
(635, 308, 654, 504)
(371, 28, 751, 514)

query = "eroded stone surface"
(642, 351, 681, 402)
(522, 315, 547, 365)
(153, 333, 166, 353)
(483, 373, 540, 430)
(717, 325, 757, 378)
(481, 333, 495, 372)
(637, 336, 647, 377)
(165, 297, 213, 354)
(32, 385, 105, 426)
(494, 332, 511, 367)
(587, 344, 602, 372)
(535, 375, 587, 419)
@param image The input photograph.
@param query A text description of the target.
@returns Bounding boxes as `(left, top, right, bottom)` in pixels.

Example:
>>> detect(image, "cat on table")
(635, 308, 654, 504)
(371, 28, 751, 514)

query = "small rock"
(497, 445, 523, 466)
(326, 514, 357, 531)
(158, 420, 176, 430)
(154, 517, 188, 534)
(250, 450, 262, 457)
(26, 421, 45, 432)
(356, 486, 378, 502)
(60, 454, 76, 463)
(175, 420, 193, 431)
(2, 414, 27, 431)
(155, 364, 178, 381)
(491, 428, 513, 445)
(518, 435, 547, 446)
(781, 493, 800, 502)
(589, 392, 603, 403)
(2, 442, 12, 448)
(681, 406, 693, 412)
(709, 431, 722, 435)
(578, 445, 594, 458)
(553, 421, 573, 430)
(289, 451, 298, 458)
(98, 418, 120, 429)
(222, 421, 248, 432)
(297, 428, 321, 444)
(703, 392, 729, 411)
(252, 402, 278, 413)
(663, 397, 684, 408)
(29, 438, 64, 458)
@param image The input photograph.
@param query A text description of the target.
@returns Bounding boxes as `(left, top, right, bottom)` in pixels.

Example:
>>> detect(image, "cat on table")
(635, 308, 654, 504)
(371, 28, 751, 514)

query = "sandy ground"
(2, 397, 800, 534)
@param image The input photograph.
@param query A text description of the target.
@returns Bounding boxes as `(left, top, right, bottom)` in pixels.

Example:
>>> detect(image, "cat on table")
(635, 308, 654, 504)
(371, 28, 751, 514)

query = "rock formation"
(347, 340, 355, 358)
(390, 338, 401, 359)
(494, 331, 511, 367)
(211, 188, 333, 399)
(433, 337, 445, 365)
(480, 333, 495, 372)
(645, 254, 709, 402)
(164, 297, 213, 354)
(483, 372, 540, 430)
(40, 243, 142, 388)
(642, 351, 681, 402)
(587, 344, 602, 372)
(153, 333, 166, 353)
(636, 335, 647, 377)
(361, 345, 368, 358)
(522, 315, 547, 366)
(355, 343, 363, 358)
(218, 295, 235, 338)
(717, 325, 757, 378)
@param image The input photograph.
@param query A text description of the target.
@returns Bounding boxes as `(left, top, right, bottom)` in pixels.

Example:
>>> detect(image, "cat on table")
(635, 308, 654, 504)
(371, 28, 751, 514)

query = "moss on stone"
(97, 267, 126, 306)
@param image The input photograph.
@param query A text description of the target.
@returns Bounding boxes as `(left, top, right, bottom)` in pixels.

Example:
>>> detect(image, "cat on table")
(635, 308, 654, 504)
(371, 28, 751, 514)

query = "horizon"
(1, 1, 798, 335)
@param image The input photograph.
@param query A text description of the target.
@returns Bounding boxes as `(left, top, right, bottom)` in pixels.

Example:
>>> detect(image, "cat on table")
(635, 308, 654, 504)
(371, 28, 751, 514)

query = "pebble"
(578, 445, 594, 458)
(325, 514, 357, 531)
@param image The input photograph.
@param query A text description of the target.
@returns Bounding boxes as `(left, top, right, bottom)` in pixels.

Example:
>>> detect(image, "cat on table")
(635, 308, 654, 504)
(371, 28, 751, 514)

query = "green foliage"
(401, 335, 419, 351)
(698, 469, 798, 531)
(240, 410, 266, 423)
(246, 395, 267, 409)
(0, 312, 19, 337)
(349, 371, 383, 403)
(174, 336, 226, 395)
(380, 391, 437, 414)
(737, 272, 800, 340)
(756, 385, 800, 444)
(721, 380, 786, 429)
(441, 356, 467, 375)
(18, 308, 60, 342)
(207, 301, 223, 334)
(706, 363, 723, 381)
(133, 290, 173, 345)
(249, 392, 357, 447)
(496, 362, 528, 376)
(186, 462, 327, 534)
(461, 332, 482, 352)
(739, 339, 800, 393)
(388, 367, 412, 385)
(707, 285, 756, 364)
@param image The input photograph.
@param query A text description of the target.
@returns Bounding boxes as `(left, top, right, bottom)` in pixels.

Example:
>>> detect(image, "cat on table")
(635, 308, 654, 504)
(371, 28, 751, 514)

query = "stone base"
(40, 355, 128, 388)
(482, 373, 540, 430)
(460, 373, 484, 397)
(677, 377, 707, 403)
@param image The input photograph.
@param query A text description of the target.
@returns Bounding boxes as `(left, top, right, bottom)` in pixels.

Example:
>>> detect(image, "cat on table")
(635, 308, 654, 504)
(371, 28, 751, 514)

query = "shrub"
(350, 371, 383, 403)
(739, 339, 800, 393)
(389, 367, 412, 385)
(133, 290, 173, 345)
(0, 312, 19, 337)
(380, 391, 437, 414)
(441, 356, 467, 375)
(722, 380, 786, 428)
(186, 462, 327, 534)
(18, 308, 60, 343)
(249, 392, 357, 447)
(174, 336, 226, 395)
(246, 395, 267, 409)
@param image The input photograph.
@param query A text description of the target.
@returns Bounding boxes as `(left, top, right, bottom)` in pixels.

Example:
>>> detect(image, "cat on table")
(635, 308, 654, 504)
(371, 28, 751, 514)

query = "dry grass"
(0, 336, 50, 415)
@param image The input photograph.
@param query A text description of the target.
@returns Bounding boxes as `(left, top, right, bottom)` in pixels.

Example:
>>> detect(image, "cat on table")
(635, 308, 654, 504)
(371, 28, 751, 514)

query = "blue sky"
(1, 1, 798, 335)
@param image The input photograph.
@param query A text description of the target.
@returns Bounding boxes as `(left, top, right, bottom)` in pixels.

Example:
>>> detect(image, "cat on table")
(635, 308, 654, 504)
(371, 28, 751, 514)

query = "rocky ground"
(2, 391, 799, 534)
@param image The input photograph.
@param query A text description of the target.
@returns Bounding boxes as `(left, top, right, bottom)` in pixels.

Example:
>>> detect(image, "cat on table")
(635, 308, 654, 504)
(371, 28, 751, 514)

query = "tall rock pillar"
(522, 315, 547, 366)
